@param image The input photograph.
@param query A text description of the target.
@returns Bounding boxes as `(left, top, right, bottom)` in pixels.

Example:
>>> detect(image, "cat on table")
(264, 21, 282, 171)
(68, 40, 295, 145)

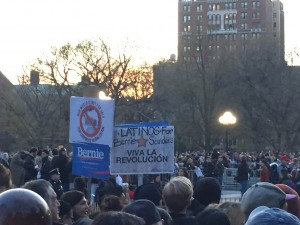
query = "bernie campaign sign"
(110, 122, 174, 175)
(72, 143, 110, 179)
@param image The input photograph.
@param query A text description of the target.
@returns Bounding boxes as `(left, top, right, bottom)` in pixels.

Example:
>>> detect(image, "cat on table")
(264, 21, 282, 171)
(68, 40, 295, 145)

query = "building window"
(241, 2, 248, 8)
(197, 15, 203, 22)
(253, 12, 260, 19)
(197, 25, 203, 32)
(197, 4, 203, 12)
(252, 33, 260, 39)
(184, 25, 191, 31)
(253, 1, 260, 8)
(273, 22, 276, 28)
(208, 4, 212, 11)
(273, 13, 277, 18)
(241, 23, 247, 30)
(183, 15, 191, 22)
(241, 33, 248, 40)
(241, 12, 247, 19)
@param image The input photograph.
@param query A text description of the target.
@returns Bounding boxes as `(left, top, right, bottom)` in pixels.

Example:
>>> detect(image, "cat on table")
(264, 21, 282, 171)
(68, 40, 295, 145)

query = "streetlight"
(219, 111, 237, 153)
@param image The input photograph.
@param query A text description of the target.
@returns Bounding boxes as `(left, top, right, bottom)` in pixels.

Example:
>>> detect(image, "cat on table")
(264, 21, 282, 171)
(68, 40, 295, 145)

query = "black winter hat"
(122, 199, 161, 225)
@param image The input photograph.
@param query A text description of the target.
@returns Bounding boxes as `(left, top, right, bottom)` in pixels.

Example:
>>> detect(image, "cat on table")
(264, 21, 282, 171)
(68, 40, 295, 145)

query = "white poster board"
(110, 123, 174, 174)
(69, 96, 114, 147)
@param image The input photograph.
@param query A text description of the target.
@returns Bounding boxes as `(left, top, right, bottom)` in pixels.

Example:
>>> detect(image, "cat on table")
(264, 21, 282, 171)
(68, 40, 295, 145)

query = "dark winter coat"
(23, 154, 37, 182)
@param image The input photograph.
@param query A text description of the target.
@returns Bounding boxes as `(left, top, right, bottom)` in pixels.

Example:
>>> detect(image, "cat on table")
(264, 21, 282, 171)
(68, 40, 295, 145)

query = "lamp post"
(219, 111, 237, 153)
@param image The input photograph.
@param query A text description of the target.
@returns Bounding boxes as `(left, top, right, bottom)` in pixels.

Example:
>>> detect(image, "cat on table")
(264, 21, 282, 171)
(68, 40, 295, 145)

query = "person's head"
(0, 163, 12, 193)
(49, 168, 60, 181)
(0, 188, 51, 225)
(22, 179, 60, 222)
(276, 183, 300, 218)
(177, 167, 189, 177)
(162, 176, 193, 214)
(193, 177, 221, 207)
(60, 190, 89, 221)
(59, 200, 74, 225)
(156, 207, 174, 225)
(30, 147, 38, 157)
(245, 206, 300, 225)
(52, 148, 58, 156)
(122, 199, 162, 225)
(92, 211, 145, 225)
(241, 182, 296, 219)
(280, 167, 289, 178)
(74, 177, 87, 190)
(218, 202, 245, 225)
(195, 208, 231, 225)
(149, 174, 161, 184)
(42, 149, 49, 158)
(59, 147, 67, 156)
(100, 195, 123, 212)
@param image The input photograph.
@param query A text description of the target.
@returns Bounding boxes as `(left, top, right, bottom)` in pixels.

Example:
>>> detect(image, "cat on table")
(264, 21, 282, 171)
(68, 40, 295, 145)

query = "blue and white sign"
(72, 143, 110, 179)
(110, 122, 174, 175)
(69, 96, 114, 146)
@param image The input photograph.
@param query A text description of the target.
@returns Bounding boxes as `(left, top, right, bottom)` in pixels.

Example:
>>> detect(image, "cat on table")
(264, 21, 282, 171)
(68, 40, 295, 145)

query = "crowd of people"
(1, 146, 300, 225)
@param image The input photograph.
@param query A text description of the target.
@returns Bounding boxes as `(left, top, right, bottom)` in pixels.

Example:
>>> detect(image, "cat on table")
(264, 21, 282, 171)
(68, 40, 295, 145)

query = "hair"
(37, 149, 42, 156)
(60, 190, 85, 208)
(42, 149, 50, 155)
(73, 177, 88, 198)
(92, 211, 145, 225)
(22, 179, 53, 205)
(30, 147, 38, 153)
(52, 148, 58, 156)
(218, 202, 245, 225)
(59, 147, 67, 155)
(100, 195, 123, 212)
(59, 200, 72, 219)
(162, 176, 193, 213)
(177, 167, 189, 177)
(195, 208, 231, 225)
(157, 207, 174, 225)
(193, 177, 221, 206)
(0, 163, 11, 191)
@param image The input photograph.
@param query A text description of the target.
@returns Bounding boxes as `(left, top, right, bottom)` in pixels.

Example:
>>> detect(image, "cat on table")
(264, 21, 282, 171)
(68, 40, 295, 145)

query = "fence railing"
(126, 167, 260, 191)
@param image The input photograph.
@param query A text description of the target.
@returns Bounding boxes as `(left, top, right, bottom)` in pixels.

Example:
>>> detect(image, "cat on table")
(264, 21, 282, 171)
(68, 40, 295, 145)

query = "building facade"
(178, 0, 284, 62)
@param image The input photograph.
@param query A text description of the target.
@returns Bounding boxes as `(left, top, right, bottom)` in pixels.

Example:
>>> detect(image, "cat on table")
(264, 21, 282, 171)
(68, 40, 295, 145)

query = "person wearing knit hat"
(122, 199, 162, 225)
(92, 211, 145, 225)
(195, 208, 231, 225)
(60, 190, 92, 225)
(193, 177, 221, 207)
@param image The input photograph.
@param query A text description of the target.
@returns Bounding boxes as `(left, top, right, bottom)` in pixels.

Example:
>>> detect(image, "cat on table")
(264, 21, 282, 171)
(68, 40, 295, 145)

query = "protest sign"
(69, 96, 114, 147)
(110, 123, 174, 174)
(72, 143, 110, 179)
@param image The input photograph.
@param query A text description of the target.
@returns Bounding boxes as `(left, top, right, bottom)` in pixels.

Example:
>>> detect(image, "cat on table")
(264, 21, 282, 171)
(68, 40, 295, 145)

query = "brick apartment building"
(178, 0, 284, 62)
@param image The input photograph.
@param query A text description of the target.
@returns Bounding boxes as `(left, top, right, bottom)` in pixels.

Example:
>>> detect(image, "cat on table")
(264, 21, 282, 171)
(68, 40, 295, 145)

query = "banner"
(72, 143, 110, 179)
(110, 123, 174, 175)
(69, 96, 114, 146)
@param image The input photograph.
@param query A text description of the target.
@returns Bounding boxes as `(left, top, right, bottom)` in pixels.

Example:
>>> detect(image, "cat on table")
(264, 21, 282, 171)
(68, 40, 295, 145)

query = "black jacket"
(40, 156, 52, 180)
(23, 154, 37, 182)
(236, 161, 251, 182)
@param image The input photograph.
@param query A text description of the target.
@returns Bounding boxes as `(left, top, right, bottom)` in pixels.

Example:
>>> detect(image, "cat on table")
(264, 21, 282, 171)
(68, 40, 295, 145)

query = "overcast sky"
(0, 0, 298, 84)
